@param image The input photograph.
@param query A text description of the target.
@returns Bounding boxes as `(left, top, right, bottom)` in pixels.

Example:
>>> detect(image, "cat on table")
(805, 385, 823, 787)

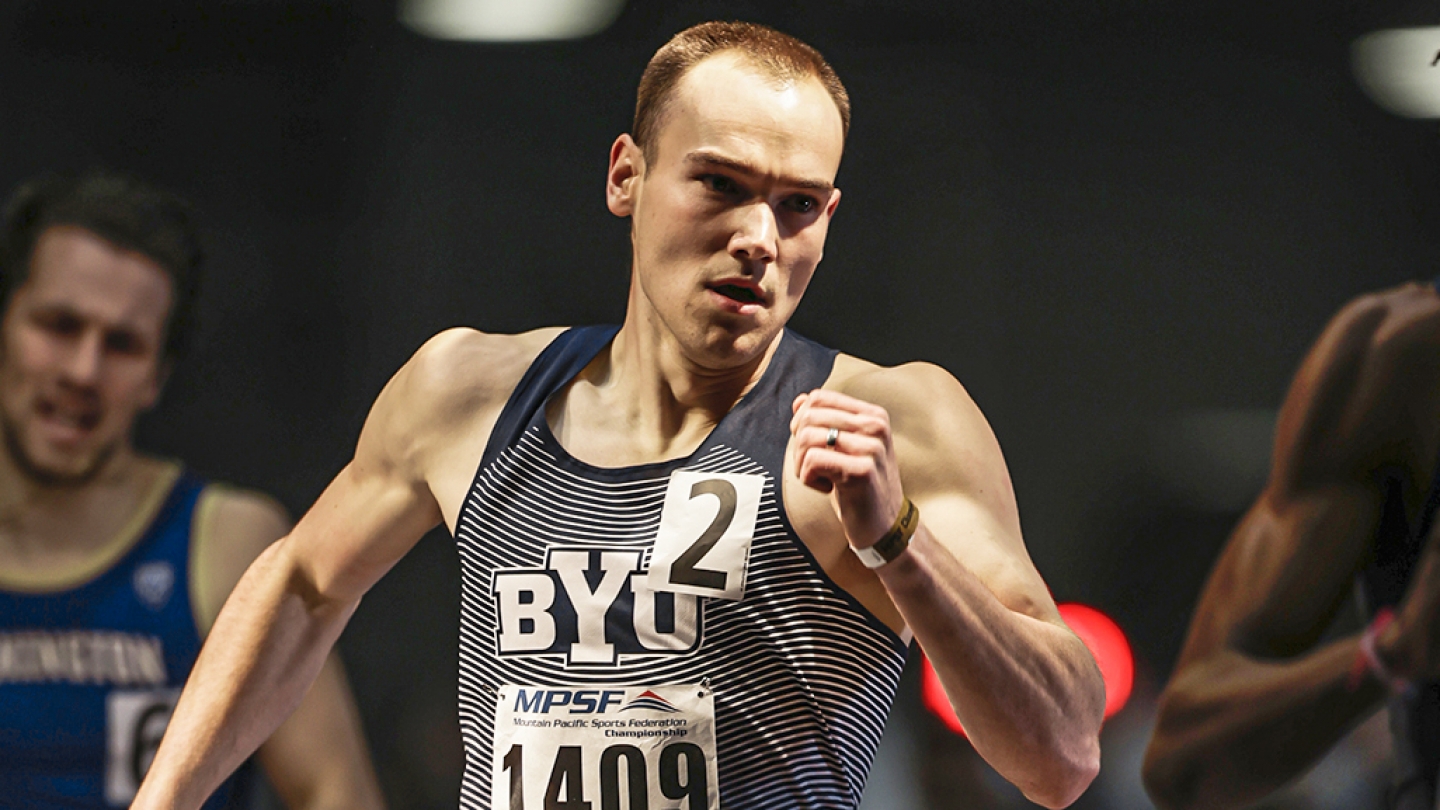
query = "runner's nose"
(729, 202, 777, 264)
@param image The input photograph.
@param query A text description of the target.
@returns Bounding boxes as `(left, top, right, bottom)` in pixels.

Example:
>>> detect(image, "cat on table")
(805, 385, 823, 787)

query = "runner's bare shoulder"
(1277, 283, 1440, 483)
(1318, 283, 1440, 365)
(1366, 282, 1440, 356)
(372, 326, 567, 457)
(1305, 283, 1440, 412)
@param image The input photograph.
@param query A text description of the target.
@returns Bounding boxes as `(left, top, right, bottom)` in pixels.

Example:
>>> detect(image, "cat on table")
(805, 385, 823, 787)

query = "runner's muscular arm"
(1142, 285, 1440, 810)
(191, 489, 385, 810)
(792, 364, 1104, 810)
(132, 330, 498, 810)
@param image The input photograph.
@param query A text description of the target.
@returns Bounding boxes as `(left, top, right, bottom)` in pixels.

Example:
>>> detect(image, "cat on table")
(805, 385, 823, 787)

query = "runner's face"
(609, 53, 844, 366)
(0, 225, 172, 485)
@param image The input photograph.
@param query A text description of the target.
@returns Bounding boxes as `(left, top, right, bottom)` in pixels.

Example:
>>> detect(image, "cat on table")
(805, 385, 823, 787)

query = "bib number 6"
(105, 688, 181, 805)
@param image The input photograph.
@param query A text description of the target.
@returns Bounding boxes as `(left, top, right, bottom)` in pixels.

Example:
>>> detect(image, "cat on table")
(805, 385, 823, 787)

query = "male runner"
(0, 172, 385, 809)
(134, 21, 1104, 810)
(1143, 282, 1440, 810)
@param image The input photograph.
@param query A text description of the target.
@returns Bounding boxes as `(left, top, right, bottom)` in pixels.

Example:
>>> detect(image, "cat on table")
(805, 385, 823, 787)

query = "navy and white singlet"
(0, 466, 251, 809)
(454, 326, 910, 809)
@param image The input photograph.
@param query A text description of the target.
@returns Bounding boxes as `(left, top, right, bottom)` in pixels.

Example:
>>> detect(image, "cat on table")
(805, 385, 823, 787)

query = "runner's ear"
(606, 134, 643, 217)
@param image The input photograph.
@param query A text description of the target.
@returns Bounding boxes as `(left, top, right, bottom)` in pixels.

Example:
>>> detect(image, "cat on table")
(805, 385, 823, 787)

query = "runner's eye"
(783, 195, 819, 214)
(33, 311, 83, 337)
(701, 175, 740, 196)
(104, 330, 146, 357)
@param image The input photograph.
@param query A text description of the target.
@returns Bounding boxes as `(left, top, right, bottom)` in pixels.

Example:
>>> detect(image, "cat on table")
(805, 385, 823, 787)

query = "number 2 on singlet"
(646, 471, 764, 601)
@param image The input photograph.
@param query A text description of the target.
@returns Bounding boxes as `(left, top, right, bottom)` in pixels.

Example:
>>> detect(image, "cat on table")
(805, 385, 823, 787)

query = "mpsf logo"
(512, 688, 626, 715)
(492, 548, 700, 665)
(621, 690, 679, 713)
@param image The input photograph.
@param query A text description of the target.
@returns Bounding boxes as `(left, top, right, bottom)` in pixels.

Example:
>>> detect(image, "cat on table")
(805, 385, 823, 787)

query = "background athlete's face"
(609, 52, 844, 368)
(0, 225, 171, 485)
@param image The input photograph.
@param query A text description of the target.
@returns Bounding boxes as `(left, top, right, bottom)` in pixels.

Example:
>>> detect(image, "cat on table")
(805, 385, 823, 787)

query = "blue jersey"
(0, 465, 250, 809)
(455, 326, 909, 809)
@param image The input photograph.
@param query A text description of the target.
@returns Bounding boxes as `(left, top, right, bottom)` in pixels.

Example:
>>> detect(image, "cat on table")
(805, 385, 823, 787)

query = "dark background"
(2, 1, 1435, 807)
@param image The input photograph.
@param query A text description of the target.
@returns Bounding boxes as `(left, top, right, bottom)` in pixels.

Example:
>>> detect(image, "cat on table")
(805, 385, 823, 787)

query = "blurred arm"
(190, 488, 386, 810)
(1143, 284, 1440, 810)
(256, 654, 385, 810)
(132, 333, 475, 810)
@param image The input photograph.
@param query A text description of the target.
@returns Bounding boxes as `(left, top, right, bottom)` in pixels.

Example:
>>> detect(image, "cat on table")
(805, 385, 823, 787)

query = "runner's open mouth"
(712, 284, 761, 304)
(38, 400, 100, 431)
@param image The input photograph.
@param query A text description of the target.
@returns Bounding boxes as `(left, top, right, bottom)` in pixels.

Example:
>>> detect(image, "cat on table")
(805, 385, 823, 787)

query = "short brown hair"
(633, 21, 850, 162)
(0, 172, 203, 362)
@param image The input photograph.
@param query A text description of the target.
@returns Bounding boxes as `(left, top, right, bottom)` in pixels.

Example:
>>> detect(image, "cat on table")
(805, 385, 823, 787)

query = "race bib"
(105, 687, 181, 805)
(491, 683, 719, 810)
(646, 471, 764, 601)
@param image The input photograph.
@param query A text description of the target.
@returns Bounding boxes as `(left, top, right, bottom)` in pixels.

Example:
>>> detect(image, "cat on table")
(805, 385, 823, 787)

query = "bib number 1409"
(492, 684, 719, 810)
(501, 742, 708, 810)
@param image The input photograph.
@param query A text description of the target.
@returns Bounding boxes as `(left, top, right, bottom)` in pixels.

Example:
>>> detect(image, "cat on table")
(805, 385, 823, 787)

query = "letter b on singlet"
(495, 573, 558, 652)
(492, 548, 699, 666)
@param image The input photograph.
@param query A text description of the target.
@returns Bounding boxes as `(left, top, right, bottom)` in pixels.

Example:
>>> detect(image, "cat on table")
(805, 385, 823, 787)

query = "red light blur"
(921, 602, 1134, 737)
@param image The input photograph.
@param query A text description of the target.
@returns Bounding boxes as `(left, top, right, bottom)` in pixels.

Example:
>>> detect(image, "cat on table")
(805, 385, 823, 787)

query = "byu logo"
(133, 562, 175, 611)
(492, 548, 699, 666)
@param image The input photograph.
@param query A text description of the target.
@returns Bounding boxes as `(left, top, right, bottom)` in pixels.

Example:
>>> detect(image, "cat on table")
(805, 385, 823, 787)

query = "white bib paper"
(491, 683, 719, 810)
(105, 687, 180, 805)
(646, 470, 763, 601)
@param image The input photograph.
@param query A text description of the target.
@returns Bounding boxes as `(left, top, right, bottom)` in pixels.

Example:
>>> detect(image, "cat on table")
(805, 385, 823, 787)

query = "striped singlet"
(454, 326, 909, 809)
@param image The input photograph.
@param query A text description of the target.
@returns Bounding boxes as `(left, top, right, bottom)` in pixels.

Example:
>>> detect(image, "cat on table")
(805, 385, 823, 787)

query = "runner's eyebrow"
(684, 151, 834, 195)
